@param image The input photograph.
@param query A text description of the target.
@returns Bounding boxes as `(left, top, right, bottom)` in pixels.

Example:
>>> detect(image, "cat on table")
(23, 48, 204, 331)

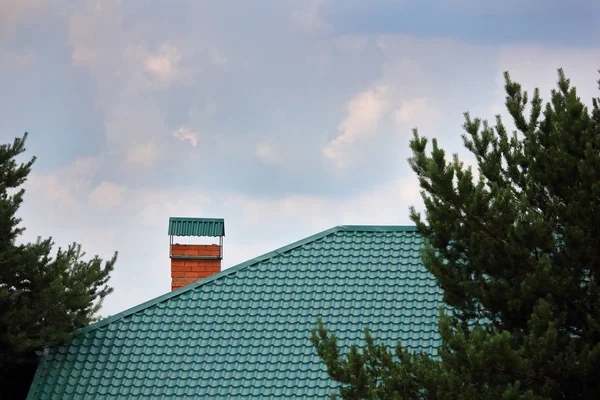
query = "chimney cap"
(168, 217, 225, 237)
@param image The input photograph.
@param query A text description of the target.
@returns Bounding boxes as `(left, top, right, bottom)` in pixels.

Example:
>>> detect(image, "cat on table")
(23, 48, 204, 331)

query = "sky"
(1, 0, 599, 317)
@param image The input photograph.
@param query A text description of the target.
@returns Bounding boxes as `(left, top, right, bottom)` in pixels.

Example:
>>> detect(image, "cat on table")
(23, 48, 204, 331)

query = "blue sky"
(1, 0, 599, 316)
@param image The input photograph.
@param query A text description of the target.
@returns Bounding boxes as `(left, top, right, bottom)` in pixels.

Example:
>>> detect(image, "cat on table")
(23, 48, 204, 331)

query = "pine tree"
(312, 69, 600, 399)
(0, 134, 117, 398)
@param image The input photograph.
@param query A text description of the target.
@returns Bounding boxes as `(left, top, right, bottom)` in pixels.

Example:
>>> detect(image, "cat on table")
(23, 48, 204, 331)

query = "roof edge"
(25, 349, 48, 400)
(76, 225, 344, 335)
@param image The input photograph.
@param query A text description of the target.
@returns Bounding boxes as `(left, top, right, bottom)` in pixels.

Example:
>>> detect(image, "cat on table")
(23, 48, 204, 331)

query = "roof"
(27, 225, 443, 399)
(168, 217, 225, 237)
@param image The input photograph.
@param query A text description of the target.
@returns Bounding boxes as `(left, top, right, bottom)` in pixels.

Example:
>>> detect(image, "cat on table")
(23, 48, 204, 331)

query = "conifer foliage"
(312, 69, 600, 399)
(0, 134, 117, 398)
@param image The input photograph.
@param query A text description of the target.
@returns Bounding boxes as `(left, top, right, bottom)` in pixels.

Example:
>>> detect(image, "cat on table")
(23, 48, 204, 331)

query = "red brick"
(198, 250, 220, 257)
(170, 259, 185, 267)
(171, 265, 191, 272)
(173, 275, 194, 281)
(184, 260, 200, 267)
(205, 266, 221, 273)
(171, 271, 186, 278)
(172, 277, 196, 285)
(196, 245, 219, 250)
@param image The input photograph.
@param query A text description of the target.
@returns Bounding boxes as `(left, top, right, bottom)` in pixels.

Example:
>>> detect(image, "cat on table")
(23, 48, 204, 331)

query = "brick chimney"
(168, 217, 225, 291)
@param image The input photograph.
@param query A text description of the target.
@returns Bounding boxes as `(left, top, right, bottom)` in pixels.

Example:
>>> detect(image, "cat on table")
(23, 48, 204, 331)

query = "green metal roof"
(168, 217, 225, 237)
(27, 225, 443, 399)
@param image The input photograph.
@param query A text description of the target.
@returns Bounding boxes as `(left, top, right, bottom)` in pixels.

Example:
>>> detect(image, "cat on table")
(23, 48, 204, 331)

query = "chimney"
(168, 217, 225, 291)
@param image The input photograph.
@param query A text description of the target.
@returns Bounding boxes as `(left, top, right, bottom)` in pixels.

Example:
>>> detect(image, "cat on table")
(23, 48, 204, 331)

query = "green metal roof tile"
(168, 217, 225, 237)
(28, 225, 443, 399)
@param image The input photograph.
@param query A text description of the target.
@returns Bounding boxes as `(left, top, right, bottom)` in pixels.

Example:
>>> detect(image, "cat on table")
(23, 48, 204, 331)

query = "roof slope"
(27, 226, 443, 399)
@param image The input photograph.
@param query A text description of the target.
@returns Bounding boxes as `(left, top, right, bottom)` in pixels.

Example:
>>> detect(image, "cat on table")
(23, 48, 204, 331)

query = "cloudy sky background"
(1, 0, 599, 317)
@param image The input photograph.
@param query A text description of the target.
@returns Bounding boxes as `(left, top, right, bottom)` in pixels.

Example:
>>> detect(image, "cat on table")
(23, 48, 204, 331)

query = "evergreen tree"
(0, 134, 117, 399)
(312, 69, 600, 399)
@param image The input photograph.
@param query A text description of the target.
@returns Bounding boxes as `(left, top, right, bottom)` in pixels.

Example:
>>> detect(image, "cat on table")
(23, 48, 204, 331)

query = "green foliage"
(312, 69, 600, 399)
(311, 319, 443, 400)
(0, 134, 117, 398)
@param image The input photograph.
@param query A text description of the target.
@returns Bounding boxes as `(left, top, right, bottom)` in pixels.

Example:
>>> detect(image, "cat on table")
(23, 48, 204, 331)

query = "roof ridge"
(338, 225, 417, 232)
(76, 225, 343, 335)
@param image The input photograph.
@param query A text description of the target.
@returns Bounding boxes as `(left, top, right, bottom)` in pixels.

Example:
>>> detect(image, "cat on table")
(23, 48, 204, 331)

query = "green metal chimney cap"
(168, 217, 225, 237)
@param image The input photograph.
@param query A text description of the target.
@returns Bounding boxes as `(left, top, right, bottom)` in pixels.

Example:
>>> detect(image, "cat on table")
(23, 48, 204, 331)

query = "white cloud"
(27, 174, 75, 207)
(255, 142, 284, 165)
(225, 174, 421, 232)
(190, 101, 217, 119)
(144, 44, 181, 84)
(233, 194, 331, 230)
(68, 2, 172, 168)
(71, 46, 98, 65)
(126, 142, 157, 168)
(395, 97, 432, 124)
(376, 36, 388, 51)
(68, 0, 123, 68)
(67, 156, 102, 189)
(172, 127, 199, 147)
(336, 176, 422, 223)
(0, 0, 46, 19)
(210, 48, 228, 66)
(333, 36, 369, 53)
(291, 0, 329, 34)
(25, 156, 101, 210)
(133, 188, 211, 227)
(0, 0, 51, 39)
(89, 182, 127, 210)
(337, 85, 389, 139)
(0, 49, 36, 72)
(102, 103, 168, 159)
(322, 85, 389, 168)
